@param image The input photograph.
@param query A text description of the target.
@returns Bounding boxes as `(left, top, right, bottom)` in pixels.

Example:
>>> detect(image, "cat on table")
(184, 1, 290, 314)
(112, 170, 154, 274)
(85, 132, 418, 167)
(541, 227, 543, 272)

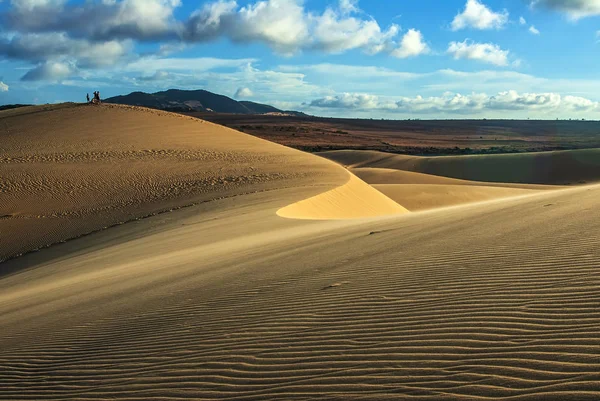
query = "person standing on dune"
(86, 93, 90, 103)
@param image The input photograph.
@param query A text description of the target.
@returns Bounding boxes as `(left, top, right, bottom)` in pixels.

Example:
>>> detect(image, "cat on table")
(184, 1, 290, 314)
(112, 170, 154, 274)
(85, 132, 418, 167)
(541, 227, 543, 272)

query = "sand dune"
(352, 167, 562, 190)
(277, 173, 408, 219)
(2, 182, 599, 400)
(349, 168, 559, 211)
(320, 149, 600, 185)
(1, 106, 600, 400)
(374, 184, 539, 211)
(0, 103, 349, 261)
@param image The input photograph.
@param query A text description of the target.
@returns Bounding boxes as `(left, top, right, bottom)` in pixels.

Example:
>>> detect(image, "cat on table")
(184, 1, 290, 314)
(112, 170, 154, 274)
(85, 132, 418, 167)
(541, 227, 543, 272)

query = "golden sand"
(1, 105, 599, 400)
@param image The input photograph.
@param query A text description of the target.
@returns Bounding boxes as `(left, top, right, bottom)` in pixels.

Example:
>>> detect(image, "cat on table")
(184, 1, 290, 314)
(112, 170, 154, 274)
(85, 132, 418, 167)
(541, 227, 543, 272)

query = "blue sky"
(1, 0, 600, 118)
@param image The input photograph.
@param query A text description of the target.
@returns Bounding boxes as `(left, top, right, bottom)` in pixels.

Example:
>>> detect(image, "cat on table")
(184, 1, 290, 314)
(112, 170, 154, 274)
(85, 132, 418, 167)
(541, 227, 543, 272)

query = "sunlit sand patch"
(277, 173, 408, 220)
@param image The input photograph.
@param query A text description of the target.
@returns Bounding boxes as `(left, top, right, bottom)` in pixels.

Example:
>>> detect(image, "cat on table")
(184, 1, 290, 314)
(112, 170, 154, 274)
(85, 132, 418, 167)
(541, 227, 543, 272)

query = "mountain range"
(104, 89, 307, 116)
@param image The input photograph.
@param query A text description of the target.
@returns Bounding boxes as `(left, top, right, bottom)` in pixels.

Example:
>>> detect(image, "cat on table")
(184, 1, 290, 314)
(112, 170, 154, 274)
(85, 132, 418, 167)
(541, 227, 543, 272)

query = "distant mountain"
(105, 89, 307, 116)
(238, 101, 281, 114)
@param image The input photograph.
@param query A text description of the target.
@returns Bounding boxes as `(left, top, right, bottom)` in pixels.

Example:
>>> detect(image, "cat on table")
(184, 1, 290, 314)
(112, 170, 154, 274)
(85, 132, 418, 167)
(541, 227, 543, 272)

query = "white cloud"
(235, 0, 310, 53)
(339, 0, 359, 14)
(107, 0, 182, 39)
(234, 87, 253, 98)
(529, 25, 540, 34)
(7, 0, 182, 41)
(447, 40, 510, 66)
(185, 0, 311, 53)
(21, 61, 75, 81)
(391, 29, 430, 58)
(308, 90, 600, 115)
(124, 57, 257, 74)
(519, 16, 527, 25)
(451, 0, 508, 30)
(0, 81, 8, 92)
(3, 0, 428, 79)
(310, 93, 391, 109)
(310, 6, 399, 54)
(185, 0, 420, 57)
(563, 94, 600, 111)
(0, 33, 131, 68)
(529, 0, 600, 20)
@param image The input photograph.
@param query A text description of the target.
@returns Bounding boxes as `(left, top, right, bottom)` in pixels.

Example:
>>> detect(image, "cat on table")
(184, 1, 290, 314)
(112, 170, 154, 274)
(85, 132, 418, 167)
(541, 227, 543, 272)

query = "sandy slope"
(318, 151, 577, 210)
(373, 184, 538, 211)
(1, 107, 600, 400)
(352, 167, 562, 189)
(277, 173, 408, 219)
(1, 182, 599, 400)
(0, 103, 356, 261)
(319, 149, 600, 185)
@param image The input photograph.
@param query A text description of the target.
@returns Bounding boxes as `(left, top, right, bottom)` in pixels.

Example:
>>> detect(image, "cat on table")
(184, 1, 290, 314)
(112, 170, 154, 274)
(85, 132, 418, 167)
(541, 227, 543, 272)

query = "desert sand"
(319, 149, 600, 185)
(1, 104, 600, 400)
(317, 150, 592, 211)
(0, 103, 350, 261)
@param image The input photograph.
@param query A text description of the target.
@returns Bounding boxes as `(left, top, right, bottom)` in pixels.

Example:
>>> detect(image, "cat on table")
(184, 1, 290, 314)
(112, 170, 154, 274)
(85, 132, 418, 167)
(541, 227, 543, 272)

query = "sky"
(1, 0, 600, 119)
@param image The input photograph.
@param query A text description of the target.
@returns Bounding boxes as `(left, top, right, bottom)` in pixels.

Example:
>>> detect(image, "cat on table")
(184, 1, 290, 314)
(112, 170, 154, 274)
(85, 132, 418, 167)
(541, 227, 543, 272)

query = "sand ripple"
(1, 184, 599, 400)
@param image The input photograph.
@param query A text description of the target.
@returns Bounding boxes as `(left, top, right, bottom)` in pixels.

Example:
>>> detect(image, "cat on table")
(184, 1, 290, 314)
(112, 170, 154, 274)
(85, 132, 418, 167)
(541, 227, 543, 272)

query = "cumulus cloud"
(529, 0, 600, 20)
(0, 81, 8, 92)
(310, 5, 399, 54)
(529, 25, 540, 35)
(308, 90, 600, 114)
(519, 16, 527, 25)
(184, 0, 422, 56)
(8, 0, 411, 56)
(0, 33, 131, 67)
(21, 61, 75, 81)
(5, 0, 182, 41)
(451, 0, 508, 30)
(1, 0, 429, 80)
(447, 40, 510, 66)
(234, 87, 254, 98)
(391, 29, 430, 58)
(310, 93, 392, 109)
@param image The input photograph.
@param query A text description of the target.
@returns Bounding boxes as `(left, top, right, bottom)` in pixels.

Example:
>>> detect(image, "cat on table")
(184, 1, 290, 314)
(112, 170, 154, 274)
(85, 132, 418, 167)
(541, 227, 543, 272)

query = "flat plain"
(190, 112, 600, 154)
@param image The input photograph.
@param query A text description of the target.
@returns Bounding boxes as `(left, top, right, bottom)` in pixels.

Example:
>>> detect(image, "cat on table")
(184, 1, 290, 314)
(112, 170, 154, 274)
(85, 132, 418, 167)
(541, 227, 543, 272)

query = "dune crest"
(277, 172, 408, 219)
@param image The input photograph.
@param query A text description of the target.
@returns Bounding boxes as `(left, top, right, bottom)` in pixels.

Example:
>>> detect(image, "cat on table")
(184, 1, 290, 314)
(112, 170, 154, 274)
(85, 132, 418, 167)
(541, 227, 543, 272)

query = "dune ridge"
(277, 172, 408, 219)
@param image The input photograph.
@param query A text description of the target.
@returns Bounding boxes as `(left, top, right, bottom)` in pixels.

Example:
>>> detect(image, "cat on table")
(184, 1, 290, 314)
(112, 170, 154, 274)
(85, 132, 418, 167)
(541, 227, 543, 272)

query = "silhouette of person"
(86, 93, 90, 103)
